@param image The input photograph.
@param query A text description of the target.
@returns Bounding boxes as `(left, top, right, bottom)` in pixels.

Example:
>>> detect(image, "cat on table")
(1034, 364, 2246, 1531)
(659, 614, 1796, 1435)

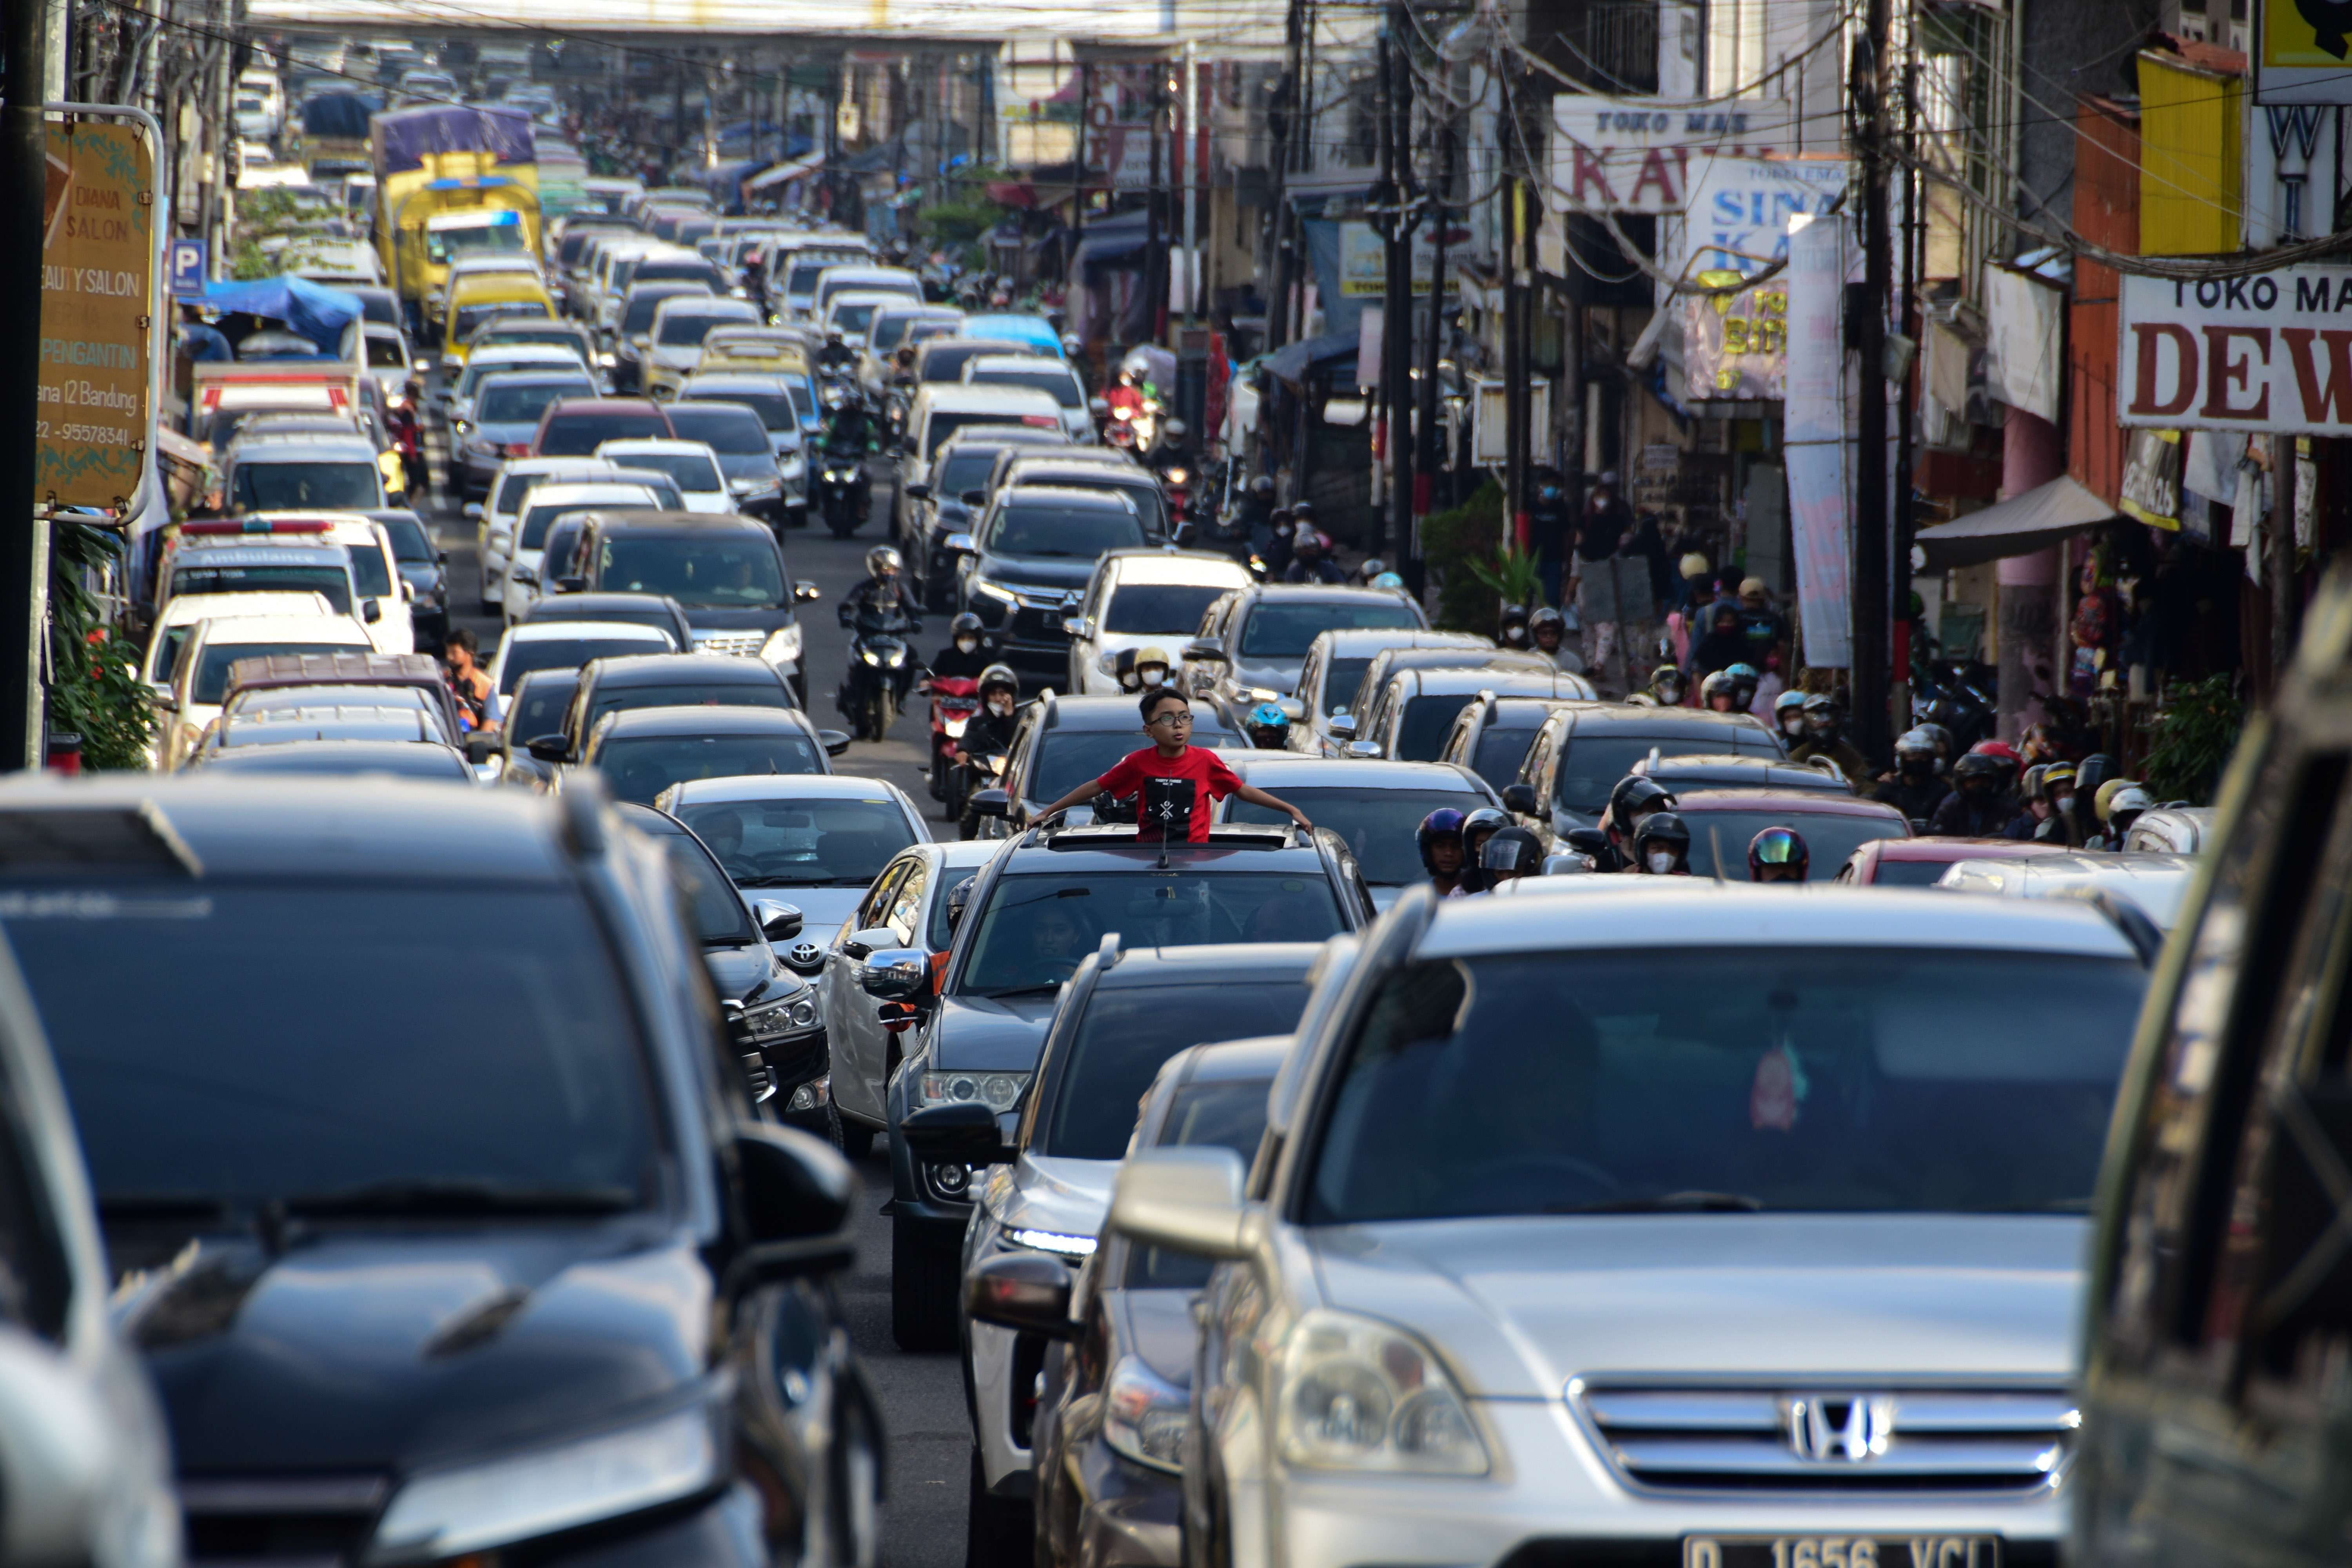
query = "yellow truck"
(370, 104, 541, 338)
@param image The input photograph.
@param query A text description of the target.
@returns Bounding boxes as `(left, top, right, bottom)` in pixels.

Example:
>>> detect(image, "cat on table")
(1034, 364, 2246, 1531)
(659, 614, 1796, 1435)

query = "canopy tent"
(370, 104, 534, 171)
(1914, 474, 2121, 570)
(196, 275, 363, 354)
(1264, 330, 1358, 389)
(1069, 210, 1154, 273)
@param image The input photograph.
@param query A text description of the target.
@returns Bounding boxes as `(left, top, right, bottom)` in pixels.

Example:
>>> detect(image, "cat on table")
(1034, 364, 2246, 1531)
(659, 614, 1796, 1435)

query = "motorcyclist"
(1370, 571, 1407, 591)
(1927, 752, 2013, 837)
(1234, 474, 1275, 542)
(1770, 690, 1808, 747)
(1284, 530, 1348, 584)
(1969, 739, 2024, 800)
(1476, 826, 1546, 892)
(1748, 826, 1809, 883)
(1875, 728, 1951, 828)
(1632, 810, 1693, 875)
(929, 611, 992, 681)
(818, 325, 857, 374)
(1462, 806, 1509, 870)
(1628, 664, 1686, 707)
(1418, 807, 1471, 897)
(822, 383, 878, 457)
(1254, 506, 1296, 580)
(1789, 693, 1869, 784)
(2088, 783, 2152, 850)
(1528, 607, 1575, 670)
(838, 544, 922, 626)
(953, 662, 1022, 772)
(1701, 669, 1741, 713)
(2036, 761, 2084, 844)
(1602, 775, 1676, 872)
(1113, 644, 1174, 693)
(1244, 700, 1291, 750)
(1497, 604, 1533, 650)
(1724, 662, 1762, 714)
(1916, 722, 1957, 773)
(1356, 556, 1387, 586)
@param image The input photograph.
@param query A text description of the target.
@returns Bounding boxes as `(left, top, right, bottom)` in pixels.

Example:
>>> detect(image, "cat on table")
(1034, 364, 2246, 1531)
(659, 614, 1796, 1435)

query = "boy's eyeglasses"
(1147, 711, 1193, 727)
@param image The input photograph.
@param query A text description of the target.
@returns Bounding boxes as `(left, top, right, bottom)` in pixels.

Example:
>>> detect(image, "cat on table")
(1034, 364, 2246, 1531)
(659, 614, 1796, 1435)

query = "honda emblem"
(1782, 1394, 1895, 1462)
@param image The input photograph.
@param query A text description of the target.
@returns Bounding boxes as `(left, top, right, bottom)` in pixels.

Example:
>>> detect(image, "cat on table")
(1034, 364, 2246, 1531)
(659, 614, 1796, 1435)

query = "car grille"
(1009, 605, 1073, 644)
(180, 1473, 388, 1568)
(1573, 1383, 2075, 1494)
(694, 630, 768, 657)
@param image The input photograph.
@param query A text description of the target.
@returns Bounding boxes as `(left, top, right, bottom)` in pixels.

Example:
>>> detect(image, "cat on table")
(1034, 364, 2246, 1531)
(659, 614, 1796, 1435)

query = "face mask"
(955, 636, 977, 654)
(1782, 714, 1806, 735)
(1646, 850, 1678, 874)
(1138, 667, 1167, 688)
(1504, 627, 1528, 645)
(988, 697, 1012, 715)
(2051, 791, 2075, 814)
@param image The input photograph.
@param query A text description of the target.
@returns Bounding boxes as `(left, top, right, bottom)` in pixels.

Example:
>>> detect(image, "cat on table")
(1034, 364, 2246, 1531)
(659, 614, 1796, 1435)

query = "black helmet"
(1290, 498, 1316, 521)
(946, 875, 976, 930)
(1498, 604, 1531, 646)
(2075, 752, 2118, 798)
(1632, 810, 1691, 871)
(1701, 669, 1740, 708)
(1250, 475, 1275, 497)
(1747, 826, 1809, 880)
(1461, 806, 1509, 856)
(1417, 807, 1467, 873)
(1894, 727, 1938, 769)
(978, 662, 1018, 695)
(865, 544, 903, 577)
(1952, 752, 2004, 791)
(1650, 665, 1686, 702)
(1607, 774, 1676, 837)
(949, 611, 984, 640)
(1479, 826, 1545, 879)
(1915, 722, 1956, 763)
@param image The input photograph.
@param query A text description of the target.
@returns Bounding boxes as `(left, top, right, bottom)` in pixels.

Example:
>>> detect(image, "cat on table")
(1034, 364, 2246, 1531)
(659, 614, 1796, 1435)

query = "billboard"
(2256, 0, 2352, 103)
(2118, 264, 2352, 435)
(40, 119, 159, 514)
(1549, 96, 1797, 214)
(1677, 159, 1847, 401)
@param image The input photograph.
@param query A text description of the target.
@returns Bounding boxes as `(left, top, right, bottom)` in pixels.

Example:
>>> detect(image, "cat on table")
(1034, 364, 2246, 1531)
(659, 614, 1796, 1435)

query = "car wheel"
(890, 1213, 959, 1351)
(965, 1446, 1032, 1568)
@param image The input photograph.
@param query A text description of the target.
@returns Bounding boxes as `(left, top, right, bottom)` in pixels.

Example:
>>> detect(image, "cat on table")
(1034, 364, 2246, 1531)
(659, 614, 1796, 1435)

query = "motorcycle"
(837, 602, 920, 742)
(957, 750, 1008, 840)
(1155, 457, 1195, 543)
(818, 450, 869, 538)
(924, 674, 981, 815)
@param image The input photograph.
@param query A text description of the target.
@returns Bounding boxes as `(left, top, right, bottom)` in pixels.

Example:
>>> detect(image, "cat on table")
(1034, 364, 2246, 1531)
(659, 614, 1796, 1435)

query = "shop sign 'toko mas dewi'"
(2120, 266, 2352, 437)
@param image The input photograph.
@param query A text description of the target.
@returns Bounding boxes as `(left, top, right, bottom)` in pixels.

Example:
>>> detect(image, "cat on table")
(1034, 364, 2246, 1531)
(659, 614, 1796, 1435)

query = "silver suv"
(1108, 882, 2156, 1568)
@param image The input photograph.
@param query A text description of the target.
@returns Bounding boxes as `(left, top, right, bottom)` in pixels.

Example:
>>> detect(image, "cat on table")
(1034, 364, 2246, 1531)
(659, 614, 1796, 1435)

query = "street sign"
(1549, 96, 1798, 214)
(39, 118, 159, 513)
(168, 236, 206, 295)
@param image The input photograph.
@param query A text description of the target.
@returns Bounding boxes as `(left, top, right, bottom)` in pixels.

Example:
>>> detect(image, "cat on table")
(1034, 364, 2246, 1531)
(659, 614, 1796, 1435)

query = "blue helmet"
(1249, 701, 1289, 730)
(1417, 807, 1468, 874)
(1371, 572, 1406, 590)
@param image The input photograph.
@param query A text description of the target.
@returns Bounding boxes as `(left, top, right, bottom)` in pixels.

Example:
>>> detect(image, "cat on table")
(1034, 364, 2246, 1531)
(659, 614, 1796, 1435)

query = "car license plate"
(1684, 1537, 2001, 1568)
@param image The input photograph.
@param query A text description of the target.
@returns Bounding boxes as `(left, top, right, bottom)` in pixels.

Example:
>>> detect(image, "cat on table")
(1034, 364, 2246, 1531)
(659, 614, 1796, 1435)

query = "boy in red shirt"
(1035, 688, 1315, 842)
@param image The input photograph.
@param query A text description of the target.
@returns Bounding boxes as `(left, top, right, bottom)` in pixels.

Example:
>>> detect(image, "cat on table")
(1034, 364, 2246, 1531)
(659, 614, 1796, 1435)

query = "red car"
(1837, 834, 2070, 887)
(1671, 788, 1912, 881)
(532, 396, 674, 458)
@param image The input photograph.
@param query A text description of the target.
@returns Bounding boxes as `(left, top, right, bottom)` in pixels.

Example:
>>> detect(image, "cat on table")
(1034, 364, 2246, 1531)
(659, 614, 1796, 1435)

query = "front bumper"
(886, 1065, 977, 1238)
(1071, 1438, 1182, 1568)
(1229, 1401, 2063, 1568)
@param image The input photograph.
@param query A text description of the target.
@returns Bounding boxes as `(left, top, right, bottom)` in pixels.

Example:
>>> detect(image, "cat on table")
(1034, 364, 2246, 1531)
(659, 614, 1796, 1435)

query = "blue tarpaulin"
(198, 275, 363, 353)
(960, 313, 1064, 358)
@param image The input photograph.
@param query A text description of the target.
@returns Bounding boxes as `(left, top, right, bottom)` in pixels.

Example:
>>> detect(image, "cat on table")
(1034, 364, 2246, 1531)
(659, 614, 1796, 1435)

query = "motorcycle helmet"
(2019, 763, 2050, 802)
(1479, 826, 1546, 882)
(1290, 498, 1316, 523)
(2042, 761, 2079, 815)
(1245, 701, 1290, 748)
(1416, 807, 1468, 874)
(977, 662, 1019, 701)
(949, 610, 984, 645)
(826, 326, 844, 343)
(1801, 692, 1840, 735)
(1607, 775, 1677, 838)
(1701, 669, 1740, 711)
(1270, 507, 1294, 537)
(1724, 662, 1761, 711)
(2018, 722, 2060, 764)
(1650, 665, 1687, 705)
(1359, 557, 1387, 583)
(1498, 604, 1532, 648)
(946, 876, 976, 931)
(1970, 738, 2023, 793)
(865, 545, 903, 578)
(1528, 606, 1566, 643)
(1060, 332, 1083, 357)
(1461, 806, 1509, 863)
(1951, 753, 2004, 793)
(1371, 572, 1406, 590)
(1293, 530, 1327, 558)
(2094, 777, 2138, 824)
(1632, 810, 1691, 874)
(2107, 784, 2152, 836)
(1915, 722, 1956, 767)
(1132, 646, 1173, 687)
(1747, 825, 1809, 882)
(2076, 752, 2118, 799)
(1251, 475, 1275, 498)
(1771, 690, 1808, 738)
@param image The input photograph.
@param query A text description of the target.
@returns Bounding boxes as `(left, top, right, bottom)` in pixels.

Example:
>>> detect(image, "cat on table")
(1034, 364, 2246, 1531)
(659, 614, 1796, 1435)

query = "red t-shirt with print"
(1096, 745, 1242, 843)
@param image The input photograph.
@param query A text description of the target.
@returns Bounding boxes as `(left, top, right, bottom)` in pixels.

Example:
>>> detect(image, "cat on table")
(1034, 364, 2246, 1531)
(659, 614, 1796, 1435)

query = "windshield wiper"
(1548, 1191, 1765, 1214)
(100, 1194, 234, 1224)
(734, 873, 871, 887)
(972, 982, 1064, 1000)
(281, 1180, 639, 1218)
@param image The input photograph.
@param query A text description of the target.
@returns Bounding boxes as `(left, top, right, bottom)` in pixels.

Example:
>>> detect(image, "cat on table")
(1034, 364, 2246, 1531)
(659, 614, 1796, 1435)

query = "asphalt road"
(423, 439, 971, 1568)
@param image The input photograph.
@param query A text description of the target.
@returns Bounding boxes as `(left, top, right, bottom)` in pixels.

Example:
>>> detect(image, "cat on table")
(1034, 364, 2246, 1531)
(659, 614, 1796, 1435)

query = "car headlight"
(786, 1074, 830, 1111)
(1104, 1354, 1187, 1472)
(740, 989, 818, 1042)
(779, 453, 806, 479)
(369, 1403, 719, 1563)
(1008, 1226, 1096, 1259)
(599, 351, 617, 367)
(760, 623, 802, 665)
(1274, 1308, 1488, 1475)
(731, 476, 782, 498)
(916, 1068, 1029, 1111)
(971, 579, 1017, 607)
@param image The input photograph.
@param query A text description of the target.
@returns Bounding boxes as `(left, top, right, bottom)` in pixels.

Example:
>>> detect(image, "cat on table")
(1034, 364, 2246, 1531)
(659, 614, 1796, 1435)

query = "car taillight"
(503, 442, 531, 456)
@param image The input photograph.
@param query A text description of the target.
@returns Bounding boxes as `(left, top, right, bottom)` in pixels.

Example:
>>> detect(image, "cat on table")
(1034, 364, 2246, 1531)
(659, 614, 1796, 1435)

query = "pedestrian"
(1034, 688, 1314, 843)
(1528, 465, 1574, 608)
(1571, 470, 1639, 691)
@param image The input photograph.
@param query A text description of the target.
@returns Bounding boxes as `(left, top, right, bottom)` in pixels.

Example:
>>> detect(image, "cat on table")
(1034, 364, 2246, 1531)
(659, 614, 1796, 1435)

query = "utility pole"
(1072, 61, 1089, 257)
(1501, 167, 1524, 549)
(1, 0, 49, 767)
(1181, 41, 1199, 329)
(2273, 439, 2299, 673)
(1264, 0, 1306, 361)
(1415, 111, 1452, 588)
(1849, 1, 1893, 762)
(1378, 4, 1415, 570)
(1147, 73, 1165, 344)
(1891, 53, 1920, 726)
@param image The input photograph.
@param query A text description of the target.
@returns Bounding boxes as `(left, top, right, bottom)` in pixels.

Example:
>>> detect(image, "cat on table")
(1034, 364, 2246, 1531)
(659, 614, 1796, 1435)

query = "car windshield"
(481, 379, 590, 425)
(522, 498, 656, 550)
(621, 290, 698, 333)
(355, 293, 399, 326)
(9, 886, 656, 1211)
(587, 682, 790, 734)
(959, 872, 1345, 996)
(673, 798, 918, 889)
(1306, 948, 2148, 1223)
(232, 461, 377, 512)
(454, 299, 546, 338)
(686, 388, 794, 432)
(476, 328, 586, 359)
(599, 535, 785, 606)
(1127, 1076, 1277, 1288)
(1468, 723, 1539, 788)
(664, 407, 772, 455)
(378, 515, 433, 562)
(541, 412, 670, 457)
(1682, 809, 1910, 880)
(638, 261, 719, 289)
(1228, 787, 1483, 885)
(507, 672, 578, 742)
(657, 312, 743, 347)
(925, 408, 1057, 456)
(1046, 983, 1308, 1159)
(199, 744, 470, 779)
(1319, 657, 1374, 717)
(363, 335, 406, 369)
(498, 635, 667, 693)
(984, 502, 1142, 558)
(936, 448, 1004, 496)
(1553, 732, 1781, 815)
(462, 358, 569, 398)
(192, 641, 360, 703)
(1106, 583, 1234, 637)
(1396, 694, 1480, 762)
(171, 564, 350, 614)
(1031, 476, 1168, 537)
(612, 451, 722, 492)
(1240, 601, 1419, 659)
(1032, 728, 1240, 805)
(1868, 858, 1962, 887)
(874, 313, 951, 350)
(972, 367, 1082, 408)
(829, 301, 883, 335)
(344, 544, 392, 599)
(595, 733, 821, 804)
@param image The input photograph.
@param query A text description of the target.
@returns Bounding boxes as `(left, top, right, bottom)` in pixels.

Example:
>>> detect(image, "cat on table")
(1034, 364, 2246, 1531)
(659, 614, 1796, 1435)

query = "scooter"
(924, 674, 981, 813)
(837, 603, 920, 741)
(957, 751, 1008, 840)
(818, 450, 870, 538)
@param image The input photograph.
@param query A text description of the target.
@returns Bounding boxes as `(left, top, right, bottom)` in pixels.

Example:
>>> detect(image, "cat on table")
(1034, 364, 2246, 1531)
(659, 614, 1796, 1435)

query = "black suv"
(0, 775, 883, 1568)
(953, 487, 1153, 675)
(864, 820, 1374, 1347)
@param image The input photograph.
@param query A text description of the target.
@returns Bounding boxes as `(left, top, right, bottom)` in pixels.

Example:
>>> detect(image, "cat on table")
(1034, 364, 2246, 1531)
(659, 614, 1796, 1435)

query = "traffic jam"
(2, 36, 2341, 1568)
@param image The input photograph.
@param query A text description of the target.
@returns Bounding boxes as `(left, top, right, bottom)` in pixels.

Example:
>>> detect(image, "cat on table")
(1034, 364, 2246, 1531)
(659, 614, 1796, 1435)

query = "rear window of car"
(1043, 982, 1309, 1160)
(1239, 601, 1420, 659)
(498, 635, 668, 693)
(664, 405, 773, 456)
(1106, 583, 1233, 636)
(540, 410, 670, 457)
(1553, 732, 1780, 815)
(957, 872, 1343, 997)
(481, 378, 592, 425)
(1681, 809, 1909, 880)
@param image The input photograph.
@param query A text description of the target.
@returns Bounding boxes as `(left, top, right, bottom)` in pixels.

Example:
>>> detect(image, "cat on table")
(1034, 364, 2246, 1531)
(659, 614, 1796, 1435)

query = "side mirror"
(754, 900, 804, 942)
(1501, 782, 1540, 815)
(943, 532, 977, 555)
(727, 1123, 855, 1282)
(1563, 826, 1612, 857)
(1278, 697, 1305, 723)
(904, 483, 932, 501)
(857, 947, 927, 1000)
(965, 1252, 1078, 1339)
(817, 729, 851, 757)
(361, 599, 383, 624)
(1181, 638, 1227, 664)
(838, 925, 895, 960)
(960, 488, 987, 508)
(525, 734, 572, 763)
(900, 1100, 1010, 1165)
(152, 693, 179, 713)
(795, 582, 824, 602)
(463, 732, 497, 765)
(1345, 740, 1383, 760)
(1089, 397, 1110, 418)
(554, 576, 586, 593)
(1062, 615, 1093, 639)
(1108, 1145, 1248, 1259)
(1326, 713, 1357, 742)
(967, 786, 1009, 818)
(462, 501, 485, 521)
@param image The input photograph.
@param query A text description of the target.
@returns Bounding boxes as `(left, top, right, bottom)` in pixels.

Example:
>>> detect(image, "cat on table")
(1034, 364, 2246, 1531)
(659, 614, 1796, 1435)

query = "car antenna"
(1708, 824, 1728, 886)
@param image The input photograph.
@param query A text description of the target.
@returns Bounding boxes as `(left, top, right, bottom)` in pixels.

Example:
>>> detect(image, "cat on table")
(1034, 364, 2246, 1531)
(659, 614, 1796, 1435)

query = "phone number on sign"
(38, 420, 139, 447)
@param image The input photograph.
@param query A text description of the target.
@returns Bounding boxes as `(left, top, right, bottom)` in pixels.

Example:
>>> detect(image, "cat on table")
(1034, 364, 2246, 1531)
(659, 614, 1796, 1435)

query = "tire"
(929, 746, 949, 801)
(868, 687, 893, 740)
(966, 1446, 1033, 1568)
(838, 1119, 877, 1160)
(890, 1213, 960, 1351)
(827, 489, 861, 538)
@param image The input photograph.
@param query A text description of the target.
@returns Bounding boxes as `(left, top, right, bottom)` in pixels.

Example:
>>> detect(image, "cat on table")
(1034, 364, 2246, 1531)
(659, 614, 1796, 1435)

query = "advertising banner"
(40, 118, 159, 513)
(1678, 160, 1847, 401)
(2118, 264, 2352, 435)
(1783, 213, 1852, 668)
(1548, 96, 1797, 214)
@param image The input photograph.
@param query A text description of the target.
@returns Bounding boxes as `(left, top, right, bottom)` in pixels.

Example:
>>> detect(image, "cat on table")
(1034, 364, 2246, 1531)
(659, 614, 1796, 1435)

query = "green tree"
(46, 521, 152, 770)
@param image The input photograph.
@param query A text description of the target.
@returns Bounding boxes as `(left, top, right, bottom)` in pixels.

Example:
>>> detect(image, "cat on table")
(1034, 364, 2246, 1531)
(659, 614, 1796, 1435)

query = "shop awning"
(1264, 330, 1358, 388)
(746, 154, 824, 192)
(1913, 474, 2120, 570)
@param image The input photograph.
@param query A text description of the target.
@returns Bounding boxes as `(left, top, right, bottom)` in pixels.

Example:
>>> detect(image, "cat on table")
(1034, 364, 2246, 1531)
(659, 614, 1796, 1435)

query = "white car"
(244, 511, 416, 656)
(158, 612, 375, 769)
(1064, 548, 1251, 695)
(445, 344, 580, 423)
(500, 480, 670, 624)
(483, 619, 677, 727)
(641, 295, 763, 401)
(593, 438, 732, 514)
(475, 459, 683, 608)
(140, 590, 339, 690)
(963, 354, 1095, 445)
